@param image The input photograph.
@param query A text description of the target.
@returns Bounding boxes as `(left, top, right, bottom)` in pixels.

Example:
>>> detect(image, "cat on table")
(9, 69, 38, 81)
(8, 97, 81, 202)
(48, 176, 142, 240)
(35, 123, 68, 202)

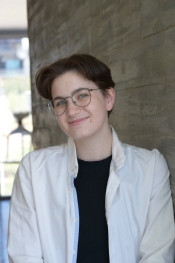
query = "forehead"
(51, 71, 96, 97)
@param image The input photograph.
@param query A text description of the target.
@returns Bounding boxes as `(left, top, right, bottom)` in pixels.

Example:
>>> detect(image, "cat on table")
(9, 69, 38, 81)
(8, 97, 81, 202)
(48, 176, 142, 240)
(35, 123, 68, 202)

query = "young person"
(7, 54, 175, 263)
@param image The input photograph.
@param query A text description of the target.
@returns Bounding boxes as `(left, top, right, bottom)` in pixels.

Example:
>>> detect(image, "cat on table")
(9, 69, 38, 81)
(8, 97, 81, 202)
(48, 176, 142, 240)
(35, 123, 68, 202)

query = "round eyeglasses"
(47, 88, 100, 116)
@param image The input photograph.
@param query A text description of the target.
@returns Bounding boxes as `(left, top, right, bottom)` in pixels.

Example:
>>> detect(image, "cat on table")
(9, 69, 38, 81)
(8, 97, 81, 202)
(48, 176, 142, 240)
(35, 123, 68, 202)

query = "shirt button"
(72, 218, 76, 222)
(70, 187, 73, 191)
(71, 250, 75, 254)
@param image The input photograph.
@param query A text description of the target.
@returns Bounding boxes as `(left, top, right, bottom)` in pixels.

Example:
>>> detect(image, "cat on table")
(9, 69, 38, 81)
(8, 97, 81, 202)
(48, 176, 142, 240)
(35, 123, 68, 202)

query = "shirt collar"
(67, 126, 125, 175)
(110, 126, 125, 170)
(67, 136, 78, 175)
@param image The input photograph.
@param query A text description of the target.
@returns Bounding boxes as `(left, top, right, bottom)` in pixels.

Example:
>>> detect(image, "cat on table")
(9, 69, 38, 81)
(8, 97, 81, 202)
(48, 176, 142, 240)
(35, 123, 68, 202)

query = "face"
(51, 71, 115, 142)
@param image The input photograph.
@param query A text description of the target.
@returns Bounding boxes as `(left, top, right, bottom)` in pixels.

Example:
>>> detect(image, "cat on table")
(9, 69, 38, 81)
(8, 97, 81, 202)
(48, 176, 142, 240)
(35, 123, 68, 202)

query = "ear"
(106, 88, 115, 111)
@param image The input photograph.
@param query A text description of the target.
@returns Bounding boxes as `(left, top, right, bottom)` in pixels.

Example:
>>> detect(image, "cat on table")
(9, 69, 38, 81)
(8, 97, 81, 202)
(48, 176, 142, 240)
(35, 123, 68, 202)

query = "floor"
(0, 200, 10, 263)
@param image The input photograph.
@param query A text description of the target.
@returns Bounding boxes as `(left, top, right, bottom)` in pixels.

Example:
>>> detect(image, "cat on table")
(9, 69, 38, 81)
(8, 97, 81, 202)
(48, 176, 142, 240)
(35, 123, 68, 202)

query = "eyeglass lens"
(49, 88, 91, 116)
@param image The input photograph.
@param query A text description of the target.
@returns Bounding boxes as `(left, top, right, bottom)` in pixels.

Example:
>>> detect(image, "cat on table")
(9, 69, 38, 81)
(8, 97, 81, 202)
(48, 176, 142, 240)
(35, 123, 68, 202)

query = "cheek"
(91, 96, 107, 111)
(55, 116, 66, 128)
(96, 99, 109, 117)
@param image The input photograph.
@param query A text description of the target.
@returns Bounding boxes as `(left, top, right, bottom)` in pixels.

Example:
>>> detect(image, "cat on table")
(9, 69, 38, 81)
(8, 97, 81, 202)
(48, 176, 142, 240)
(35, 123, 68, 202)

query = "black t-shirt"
(74, 155, 112, 263)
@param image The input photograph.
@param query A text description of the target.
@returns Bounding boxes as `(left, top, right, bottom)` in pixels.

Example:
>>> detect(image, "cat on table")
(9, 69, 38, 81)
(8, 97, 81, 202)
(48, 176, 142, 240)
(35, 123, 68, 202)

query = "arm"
(7, 155, 44, 263)
(139, 150, 175, 263)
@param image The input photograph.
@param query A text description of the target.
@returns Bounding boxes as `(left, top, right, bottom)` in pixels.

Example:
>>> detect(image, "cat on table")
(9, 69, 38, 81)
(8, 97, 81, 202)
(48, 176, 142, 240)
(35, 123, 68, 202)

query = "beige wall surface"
(27, 0, 175, 203)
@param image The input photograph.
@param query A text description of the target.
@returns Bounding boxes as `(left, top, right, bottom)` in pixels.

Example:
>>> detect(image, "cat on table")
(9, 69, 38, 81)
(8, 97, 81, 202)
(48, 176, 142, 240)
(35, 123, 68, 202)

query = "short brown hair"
(35, 54, 115, 115)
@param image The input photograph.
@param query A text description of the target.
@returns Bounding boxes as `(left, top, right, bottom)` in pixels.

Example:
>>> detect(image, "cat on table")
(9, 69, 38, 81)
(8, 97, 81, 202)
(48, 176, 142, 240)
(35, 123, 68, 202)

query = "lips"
(68, 117, 89, 125)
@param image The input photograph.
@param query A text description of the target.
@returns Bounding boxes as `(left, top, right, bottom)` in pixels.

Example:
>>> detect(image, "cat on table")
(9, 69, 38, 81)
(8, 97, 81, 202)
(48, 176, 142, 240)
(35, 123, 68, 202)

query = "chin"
(68, 130, 92, 141)
(71, 133, 89, 141)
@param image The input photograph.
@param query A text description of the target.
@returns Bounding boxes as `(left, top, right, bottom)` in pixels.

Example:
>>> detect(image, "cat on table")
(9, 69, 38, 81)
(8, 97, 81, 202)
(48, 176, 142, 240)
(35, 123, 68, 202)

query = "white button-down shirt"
(7, 127, 175, 263)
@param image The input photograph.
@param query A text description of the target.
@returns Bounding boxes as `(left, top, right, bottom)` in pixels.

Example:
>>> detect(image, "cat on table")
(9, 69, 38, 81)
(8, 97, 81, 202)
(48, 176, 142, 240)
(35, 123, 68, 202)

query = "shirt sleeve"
(139, 150, 175, 263)
(7, 154, 44, 263)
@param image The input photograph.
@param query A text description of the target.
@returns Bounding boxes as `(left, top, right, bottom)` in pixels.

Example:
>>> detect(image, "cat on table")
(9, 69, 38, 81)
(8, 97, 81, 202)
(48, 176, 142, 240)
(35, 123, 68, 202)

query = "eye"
(75, 89, 90, 100)
(78, 93, 88, 99)
(54, 100, 66, 107)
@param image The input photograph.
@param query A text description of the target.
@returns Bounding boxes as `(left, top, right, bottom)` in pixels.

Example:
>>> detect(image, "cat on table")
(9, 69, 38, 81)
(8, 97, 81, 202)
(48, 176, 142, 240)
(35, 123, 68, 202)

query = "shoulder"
(21, 143, 68, 168)
(121, 142, 169, 193)
(121, 142, 166, 165)
(14, 143, 69, 184)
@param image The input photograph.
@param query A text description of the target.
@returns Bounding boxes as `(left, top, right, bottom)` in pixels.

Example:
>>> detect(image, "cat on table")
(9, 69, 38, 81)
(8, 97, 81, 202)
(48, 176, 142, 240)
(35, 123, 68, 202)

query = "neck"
(75, 125, 113, 161)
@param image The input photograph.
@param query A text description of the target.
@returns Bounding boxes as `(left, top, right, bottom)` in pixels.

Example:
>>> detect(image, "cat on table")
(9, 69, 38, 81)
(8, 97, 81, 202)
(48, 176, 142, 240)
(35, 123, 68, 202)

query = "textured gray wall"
(27, 0, 175, 202)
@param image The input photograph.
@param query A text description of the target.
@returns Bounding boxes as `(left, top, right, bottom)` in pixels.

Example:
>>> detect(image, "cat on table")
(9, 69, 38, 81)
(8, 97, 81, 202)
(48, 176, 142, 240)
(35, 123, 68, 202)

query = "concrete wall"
(27, 0, 175, 201)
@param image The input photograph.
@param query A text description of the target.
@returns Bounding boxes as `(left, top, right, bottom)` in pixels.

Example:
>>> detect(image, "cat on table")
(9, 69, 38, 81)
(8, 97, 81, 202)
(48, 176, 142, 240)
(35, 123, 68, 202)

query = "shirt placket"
(69, 174, 79, 263)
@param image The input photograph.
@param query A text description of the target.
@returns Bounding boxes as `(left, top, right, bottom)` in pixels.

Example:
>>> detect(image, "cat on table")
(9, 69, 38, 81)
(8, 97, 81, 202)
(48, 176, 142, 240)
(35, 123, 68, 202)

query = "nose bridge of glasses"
(64, 95, 77, 106)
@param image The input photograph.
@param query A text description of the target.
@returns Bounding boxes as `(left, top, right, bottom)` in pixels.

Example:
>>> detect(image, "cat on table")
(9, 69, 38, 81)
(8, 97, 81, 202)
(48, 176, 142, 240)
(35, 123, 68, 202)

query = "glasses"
(47, 88, 100, 116)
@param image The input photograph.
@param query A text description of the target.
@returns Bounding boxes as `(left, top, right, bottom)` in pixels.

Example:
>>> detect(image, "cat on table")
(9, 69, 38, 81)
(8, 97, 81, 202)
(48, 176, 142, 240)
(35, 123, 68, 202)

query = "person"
(7, 54, 175, 263)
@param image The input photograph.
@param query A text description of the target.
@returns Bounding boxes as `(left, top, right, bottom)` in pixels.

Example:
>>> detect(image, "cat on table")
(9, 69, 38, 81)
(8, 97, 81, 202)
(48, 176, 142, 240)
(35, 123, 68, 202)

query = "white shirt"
(7, 127, 175, 263)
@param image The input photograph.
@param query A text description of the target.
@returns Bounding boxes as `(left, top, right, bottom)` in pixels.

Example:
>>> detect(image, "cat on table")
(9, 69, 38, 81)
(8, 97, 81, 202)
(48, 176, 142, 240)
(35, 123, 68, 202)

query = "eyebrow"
(52, 87, 88, 100)
(52, 96, 65, 100)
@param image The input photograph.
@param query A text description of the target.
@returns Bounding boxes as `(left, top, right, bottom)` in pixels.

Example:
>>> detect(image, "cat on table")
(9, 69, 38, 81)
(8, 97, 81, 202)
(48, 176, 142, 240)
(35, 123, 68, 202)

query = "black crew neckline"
(77, 155, 112, 163)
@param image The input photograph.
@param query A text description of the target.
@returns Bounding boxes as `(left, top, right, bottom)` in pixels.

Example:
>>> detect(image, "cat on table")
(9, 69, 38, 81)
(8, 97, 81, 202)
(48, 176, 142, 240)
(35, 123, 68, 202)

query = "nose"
(66, 98, 81, 116)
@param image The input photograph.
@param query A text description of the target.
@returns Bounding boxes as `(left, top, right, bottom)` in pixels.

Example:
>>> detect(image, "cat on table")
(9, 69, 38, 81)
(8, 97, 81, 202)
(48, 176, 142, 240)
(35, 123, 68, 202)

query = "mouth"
(68, 117, 89, 125)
